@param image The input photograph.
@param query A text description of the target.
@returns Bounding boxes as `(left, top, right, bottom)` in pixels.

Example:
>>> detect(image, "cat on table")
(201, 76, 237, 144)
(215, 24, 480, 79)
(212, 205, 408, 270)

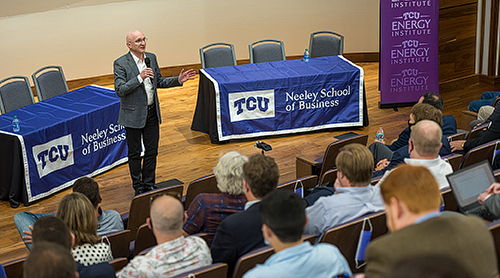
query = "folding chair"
(31, 65, 69, 101)
(248, 39, 286, 63)
(200, 43, 237, 68)
(309, 31, 344, 58)
(0, 76, 35, 113)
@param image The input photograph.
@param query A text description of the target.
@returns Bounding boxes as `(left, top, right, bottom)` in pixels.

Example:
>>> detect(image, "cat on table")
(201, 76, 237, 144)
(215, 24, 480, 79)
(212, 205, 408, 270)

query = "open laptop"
(446, 160, 496, 220)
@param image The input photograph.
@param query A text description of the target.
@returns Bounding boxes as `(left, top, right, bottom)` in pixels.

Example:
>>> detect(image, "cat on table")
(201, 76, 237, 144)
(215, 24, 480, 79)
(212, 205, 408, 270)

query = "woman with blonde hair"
(56, 192, 113, 266)
(183, 151, 248, 245)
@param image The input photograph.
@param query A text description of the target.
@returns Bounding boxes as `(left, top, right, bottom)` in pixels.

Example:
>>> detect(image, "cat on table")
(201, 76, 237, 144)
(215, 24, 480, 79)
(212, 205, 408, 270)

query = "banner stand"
(379, 0, 440, 107)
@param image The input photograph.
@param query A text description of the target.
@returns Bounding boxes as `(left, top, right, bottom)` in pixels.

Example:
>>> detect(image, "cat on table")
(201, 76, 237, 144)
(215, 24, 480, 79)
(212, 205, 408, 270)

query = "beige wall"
(0, 0, 379, 80)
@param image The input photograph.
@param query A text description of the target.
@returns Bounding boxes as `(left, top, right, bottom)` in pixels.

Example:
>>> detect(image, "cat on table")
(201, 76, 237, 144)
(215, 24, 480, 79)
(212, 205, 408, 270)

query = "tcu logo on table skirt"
(228, 90, 275, 122)
(32, 134, 75, 178)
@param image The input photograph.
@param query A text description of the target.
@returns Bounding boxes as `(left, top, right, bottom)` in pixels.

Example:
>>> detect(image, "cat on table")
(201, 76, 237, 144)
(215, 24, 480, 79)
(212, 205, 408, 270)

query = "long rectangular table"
(191, 56, 369, 144)
(0, 85, 128, 207)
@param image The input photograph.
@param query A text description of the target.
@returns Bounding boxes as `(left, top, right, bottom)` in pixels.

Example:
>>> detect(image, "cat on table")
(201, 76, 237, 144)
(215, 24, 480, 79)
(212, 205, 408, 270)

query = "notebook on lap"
(446, 160, 495, 220)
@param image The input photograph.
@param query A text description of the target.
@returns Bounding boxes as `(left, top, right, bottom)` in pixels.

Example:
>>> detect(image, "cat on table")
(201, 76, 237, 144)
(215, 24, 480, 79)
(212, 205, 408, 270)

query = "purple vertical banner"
(380, 0, 439, 105)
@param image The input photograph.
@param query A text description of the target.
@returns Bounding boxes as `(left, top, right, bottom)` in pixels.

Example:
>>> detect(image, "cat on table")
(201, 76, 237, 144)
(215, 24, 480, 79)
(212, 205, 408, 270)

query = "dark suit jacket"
(210, 202, 266, 277)
(113, 52, 182, 129)
(464, 113, 500, 153)
(365, 213, 499, 278)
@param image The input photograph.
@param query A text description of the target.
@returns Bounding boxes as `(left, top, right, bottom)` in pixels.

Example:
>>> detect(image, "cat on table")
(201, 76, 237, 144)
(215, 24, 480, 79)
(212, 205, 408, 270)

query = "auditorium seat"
(199, 43, 237, 68)
(296, 133, 368, 179)
(232, 245, 274, 278)
(105, 229, 131, 259)
(2, 257, 25, 278)
(132, 223, 156, 257)
(440, 187, 458, 212)
(277, 175, 318, 197)
(320, 211, 387, 273)
(0, 76, 36, 114)
(488, 219, 500, 271)
(183, 174, 220, 210)
(442, 153, 463, 172)
(465, 123, 489, 140)
(248, 39, 286, 63)
(109, 257, 128, 272)
(169, 263, 228, 278)
(459, 140, 498, 169)
(121, 184, 184, 242)
(447, 132, 466, 142)
(318, 168, 338, 187)
(31, 65, 69, 101)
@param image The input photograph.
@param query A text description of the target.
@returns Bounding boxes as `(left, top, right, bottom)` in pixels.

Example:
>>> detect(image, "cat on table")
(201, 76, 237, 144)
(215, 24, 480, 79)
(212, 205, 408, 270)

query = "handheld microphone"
(145, 57, 151, 68)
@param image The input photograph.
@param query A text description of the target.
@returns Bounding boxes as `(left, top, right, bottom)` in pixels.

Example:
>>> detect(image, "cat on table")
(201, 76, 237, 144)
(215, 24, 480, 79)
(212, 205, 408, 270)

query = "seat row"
(0, 65, 68, 114)
(200, 30, 344, 68)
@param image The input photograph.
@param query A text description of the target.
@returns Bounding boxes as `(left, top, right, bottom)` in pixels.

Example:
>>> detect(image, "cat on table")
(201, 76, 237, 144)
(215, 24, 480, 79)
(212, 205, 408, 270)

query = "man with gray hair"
(376, 120, 453, 189)
(117, 195, 211, 277)
(183, 151, 248, 245)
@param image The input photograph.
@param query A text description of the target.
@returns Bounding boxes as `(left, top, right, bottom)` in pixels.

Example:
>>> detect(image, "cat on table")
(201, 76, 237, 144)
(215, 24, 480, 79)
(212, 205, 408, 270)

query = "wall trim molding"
(65, 52, 380, 91)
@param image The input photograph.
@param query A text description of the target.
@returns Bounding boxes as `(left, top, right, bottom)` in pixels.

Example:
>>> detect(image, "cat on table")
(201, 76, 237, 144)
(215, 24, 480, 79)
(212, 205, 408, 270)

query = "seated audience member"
(57, 192, 114, 266)
(450, 110, 500, 153)
(478, 182, 500, 220)
(470, 103, 499, 130)
(468, 91, 500, 112)
(386, 255, 473, 278)
(14, 177, 123, 250)
(419, 92, 457, 135)
(32, 216, 116, 278)
(303, 143, 385, 238)
(372, 92, 455, 160)
(364, 164, 499, 278)
(211, 154, 279, 277)
(117, 194, 211, 277)
(372, 103, 451, 177)
(24, 242, 78, 278)
(376, 120, 453, 189)
(183, 151, 248, 245)
(243, 190, 352, 278)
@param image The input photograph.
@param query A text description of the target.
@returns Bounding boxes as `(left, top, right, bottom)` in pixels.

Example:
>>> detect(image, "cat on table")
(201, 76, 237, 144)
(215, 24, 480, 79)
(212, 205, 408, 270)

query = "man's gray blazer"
(113, 52, 182, 129)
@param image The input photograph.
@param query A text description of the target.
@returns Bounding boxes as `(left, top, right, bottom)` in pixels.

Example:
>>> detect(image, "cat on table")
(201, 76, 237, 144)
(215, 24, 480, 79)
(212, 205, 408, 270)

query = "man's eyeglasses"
(134, 37, 148, 44)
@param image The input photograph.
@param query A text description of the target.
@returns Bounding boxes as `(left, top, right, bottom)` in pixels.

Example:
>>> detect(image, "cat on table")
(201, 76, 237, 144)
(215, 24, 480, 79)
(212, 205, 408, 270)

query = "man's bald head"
(410, 120, 442, 158)
(126, 30, 143, 43)
(125, 30, 146, 57)
(150, 194, 184, 234)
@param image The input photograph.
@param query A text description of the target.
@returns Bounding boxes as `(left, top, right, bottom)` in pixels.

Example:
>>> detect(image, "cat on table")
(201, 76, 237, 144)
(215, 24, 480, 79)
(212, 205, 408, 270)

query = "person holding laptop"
(478, 182, 500, 219)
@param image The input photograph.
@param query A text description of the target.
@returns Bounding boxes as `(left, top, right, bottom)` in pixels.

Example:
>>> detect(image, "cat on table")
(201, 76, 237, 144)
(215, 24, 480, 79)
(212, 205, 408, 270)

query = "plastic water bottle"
(12, 116, 20, 132)
(376, 127, 384, 142)
(304, 48, 309, 62)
